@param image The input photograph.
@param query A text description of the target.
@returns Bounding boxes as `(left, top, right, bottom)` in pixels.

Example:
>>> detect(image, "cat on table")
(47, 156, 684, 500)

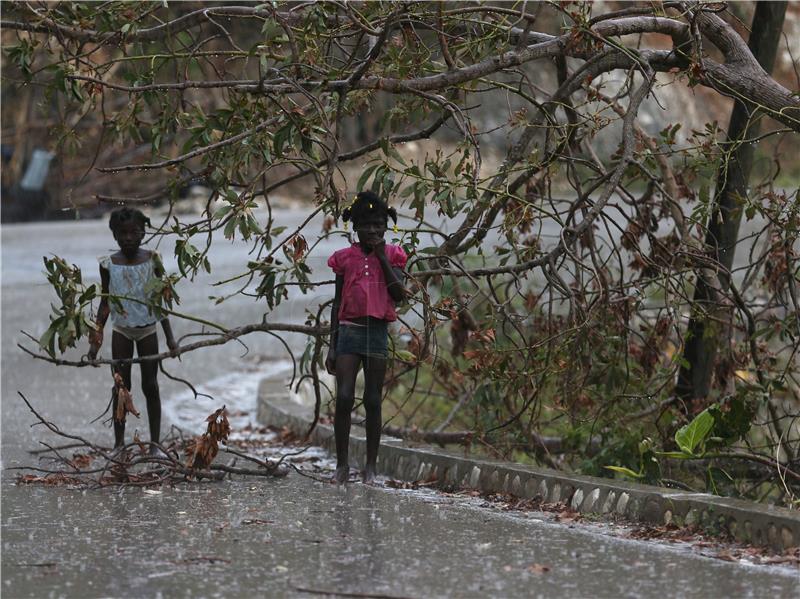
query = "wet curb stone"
(256, 375, 800, 551)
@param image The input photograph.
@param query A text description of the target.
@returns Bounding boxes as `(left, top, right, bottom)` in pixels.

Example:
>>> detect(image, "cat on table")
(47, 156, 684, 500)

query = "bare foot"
(331, 466, 349, 485)
(148, 445, 169, 460)
(362, 465, 377, 485)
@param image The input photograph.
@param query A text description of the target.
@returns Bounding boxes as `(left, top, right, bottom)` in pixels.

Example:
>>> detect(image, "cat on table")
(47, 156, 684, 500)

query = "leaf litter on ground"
(397, 486, 798, 570)
(14, 394, 291, 489)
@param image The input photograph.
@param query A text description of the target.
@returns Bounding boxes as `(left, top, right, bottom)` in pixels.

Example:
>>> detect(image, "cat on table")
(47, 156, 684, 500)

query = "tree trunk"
(675, 1, 787, 405)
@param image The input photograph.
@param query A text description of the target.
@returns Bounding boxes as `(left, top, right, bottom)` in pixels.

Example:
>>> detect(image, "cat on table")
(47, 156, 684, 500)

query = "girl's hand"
(87, 343, 100, 362)
(371, 239, 386, 257)
(166, 336, 179, 357)
(325, 351, 336, 375)
(87, 327, 103, 363)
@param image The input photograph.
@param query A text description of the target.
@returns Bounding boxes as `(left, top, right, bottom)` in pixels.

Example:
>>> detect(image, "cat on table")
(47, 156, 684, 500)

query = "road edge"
(256, 374, 800, 551)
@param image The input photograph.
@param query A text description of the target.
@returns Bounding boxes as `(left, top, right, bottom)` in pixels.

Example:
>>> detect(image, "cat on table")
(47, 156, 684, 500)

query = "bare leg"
(137, 332, 161, 450)
(362, 354, 387, 484)
(333, 353, 361, 484)
(111, 331, 134, 448)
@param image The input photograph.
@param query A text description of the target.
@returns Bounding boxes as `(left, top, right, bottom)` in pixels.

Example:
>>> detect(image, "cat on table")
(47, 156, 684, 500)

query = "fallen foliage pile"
(13, 392, 289, 489)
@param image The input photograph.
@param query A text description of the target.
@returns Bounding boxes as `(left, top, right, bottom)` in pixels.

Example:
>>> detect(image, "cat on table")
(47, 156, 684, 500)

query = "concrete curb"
(256, 374, 800, 551)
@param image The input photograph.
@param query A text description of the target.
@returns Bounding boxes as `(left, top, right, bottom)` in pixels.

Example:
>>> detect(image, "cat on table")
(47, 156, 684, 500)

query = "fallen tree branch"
(18, 321, 324, 367)
(382, 425, 473, 446)
(12, 393, 291, 488)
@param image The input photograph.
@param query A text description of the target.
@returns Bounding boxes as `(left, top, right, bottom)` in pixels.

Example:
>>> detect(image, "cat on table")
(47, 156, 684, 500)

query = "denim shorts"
(336, 321, 388, 359)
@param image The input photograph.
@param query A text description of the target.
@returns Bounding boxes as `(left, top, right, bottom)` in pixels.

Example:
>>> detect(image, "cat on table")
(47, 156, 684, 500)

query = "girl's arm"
(325, 274, 344, 375)
(160, 318, 178, 354)
(373, 242, 407, 303)
(87, 266, 110, 360)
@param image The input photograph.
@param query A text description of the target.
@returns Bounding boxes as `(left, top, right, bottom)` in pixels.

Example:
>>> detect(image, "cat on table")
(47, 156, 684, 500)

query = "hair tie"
(393, 223, 399, 233)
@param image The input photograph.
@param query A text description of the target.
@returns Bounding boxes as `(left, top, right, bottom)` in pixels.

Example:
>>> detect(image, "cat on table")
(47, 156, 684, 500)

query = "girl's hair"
(108, 207, 150, 232)
(342, 190, 397, 226)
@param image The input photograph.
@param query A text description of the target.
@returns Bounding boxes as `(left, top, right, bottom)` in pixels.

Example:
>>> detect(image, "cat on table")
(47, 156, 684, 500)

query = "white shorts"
(112, 323, 158, 342)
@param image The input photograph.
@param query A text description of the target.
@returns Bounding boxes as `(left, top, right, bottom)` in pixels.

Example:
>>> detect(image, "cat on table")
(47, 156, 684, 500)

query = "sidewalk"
(256, 373, 800, 551)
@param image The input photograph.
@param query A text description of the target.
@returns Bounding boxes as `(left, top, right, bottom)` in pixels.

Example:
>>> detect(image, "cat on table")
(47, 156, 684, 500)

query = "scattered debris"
(527, 563, 551, 574)
(383, 484, 799, 570)
(16, 473, 84, 486)
(12, 392, 290, 489)
(626, 522, 800, 567)
(292, 586, 415, 599)
(175, 556, 231, 565)
(385, 472, 439, 490)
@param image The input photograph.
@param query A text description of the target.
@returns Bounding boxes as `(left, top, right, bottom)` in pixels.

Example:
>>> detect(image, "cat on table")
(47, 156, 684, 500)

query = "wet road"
(2, 215, 797, 598)
(4, 480, 796, 599)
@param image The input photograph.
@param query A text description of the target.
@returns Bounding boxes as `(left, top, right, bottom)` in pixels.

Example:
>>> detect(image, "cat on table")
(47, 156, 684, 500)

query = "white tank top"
(99, 254, 161, 327)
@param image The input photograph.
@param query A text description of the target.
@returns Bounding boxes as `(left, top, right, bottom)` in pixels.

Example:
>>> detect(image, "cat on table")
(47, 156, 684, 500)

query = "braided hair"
(108, 207, 150, 233)
(342, 191, 397, 227)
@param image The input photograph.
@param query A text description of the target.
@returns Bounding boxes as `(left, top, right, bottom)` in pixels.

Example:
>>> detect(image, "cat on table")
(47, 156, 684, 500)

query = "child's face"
(354, 216, 387, 247)
(113, 221, 145, 254)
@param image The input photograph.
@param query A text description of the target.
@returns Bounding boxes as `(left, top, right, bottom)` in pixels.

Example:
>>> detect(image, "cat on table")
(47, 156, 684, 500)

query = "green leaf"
(247, 213, 263, 235)
(675, 409, 714, 455)
(393, 349, 417, 363)
(698, 183, 709, 206)
(708, 396, 756, 444)
(356, 163, 380, 192)
(655, 451, 694, 460)
(273, 124, 292, 157)
(380, 138, 407, 166)
(78, 284, 97, 304)
(223, 217, 238, 240)
(39, 325, 56, 355)
(604, 465, 643, 479)
(399, 184, 416, 198)
(238, 217, 250, 240)
(213, 204, 233, 220)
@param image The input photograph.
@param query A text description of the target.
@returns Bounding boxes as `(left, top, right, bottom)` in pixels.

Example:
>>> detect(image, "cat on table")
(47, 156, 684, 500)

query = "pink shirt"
(328, 243, 408, 322)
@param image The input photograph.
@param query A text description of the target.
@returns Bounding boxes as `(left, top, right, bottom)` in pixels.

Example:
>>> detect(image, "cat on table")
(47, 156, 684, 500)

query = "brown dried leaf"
(68, 453, 94, 469)
(288, 235, 308, 261)
(527, 563, 551, 574)
(186, 406, 230, 470)
(113, 373, 140, 423)
(277, 426, 298, 443)
(133, 432, 147, 454)
(16, 473, 81, 486)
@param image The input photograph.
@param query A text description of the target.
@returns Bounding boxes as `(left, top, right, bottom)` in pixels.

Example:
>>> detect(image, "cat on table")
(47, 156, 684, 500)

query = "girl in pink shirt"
(326, 191, 408, 484)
